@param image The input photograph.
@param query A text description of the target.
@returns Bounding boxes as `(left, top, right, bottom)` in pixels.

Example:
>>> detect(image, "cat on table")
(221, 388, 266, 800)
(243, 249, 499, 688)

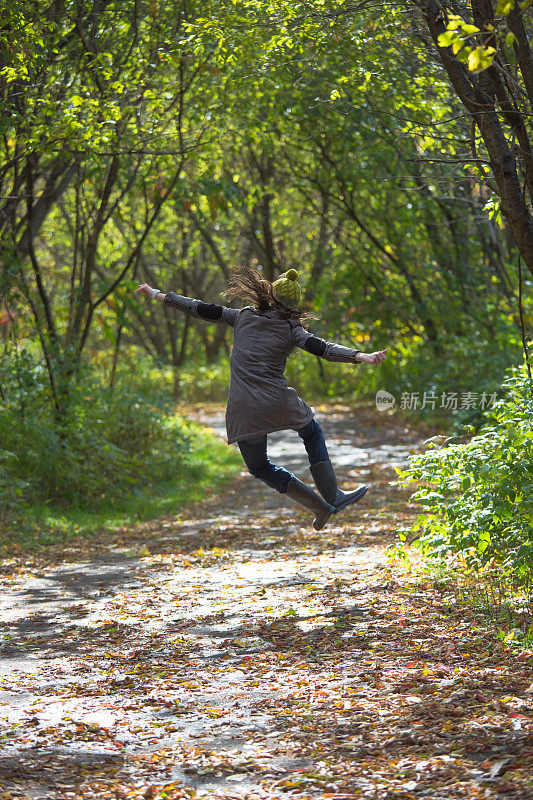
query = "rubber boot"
(285, 476, 336, 531)
(310, 460, 368, 513)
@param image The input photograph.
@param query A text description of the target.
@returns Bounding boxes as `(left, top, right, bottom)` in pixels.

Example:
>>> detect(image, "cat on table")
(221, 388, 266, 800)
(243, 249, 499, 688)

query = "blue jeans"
(237, 418, 330, 494)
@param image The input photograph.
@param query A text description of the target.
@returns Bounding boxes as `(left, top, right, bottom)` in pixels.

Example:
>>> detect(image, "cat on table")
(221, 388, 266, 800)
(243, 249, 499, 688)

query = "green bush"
(0, 348, 193, 512)
(0, 450, 29, 521)
(396, 361, 533, 583)
(176, 361, 231, 402)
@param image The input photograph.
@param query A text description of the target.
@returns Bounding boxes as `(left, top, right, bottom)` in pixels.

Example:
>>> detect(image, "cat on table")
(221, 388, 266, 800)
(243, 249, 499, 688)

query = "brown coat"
(164, 292, 361, 444)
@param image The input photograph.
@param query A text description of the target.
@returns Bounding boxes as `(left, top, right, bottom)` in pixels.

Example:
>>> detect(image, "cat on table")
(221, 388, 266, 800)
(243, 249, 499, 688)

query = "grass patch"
(0, 421, 241, 554)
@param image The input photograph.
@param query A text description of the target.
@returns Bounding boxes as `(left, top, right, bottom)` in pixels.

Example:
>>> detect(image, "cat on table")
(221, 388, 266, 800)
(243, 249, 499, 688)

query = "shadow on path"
(1, 407, 532, 799)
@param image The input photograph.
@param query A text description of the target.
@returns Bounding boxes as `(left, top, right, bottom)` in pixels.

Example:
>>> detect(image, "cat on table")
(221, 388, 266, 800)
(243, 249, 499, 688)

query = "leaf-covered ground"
(1, 406, 532, 800)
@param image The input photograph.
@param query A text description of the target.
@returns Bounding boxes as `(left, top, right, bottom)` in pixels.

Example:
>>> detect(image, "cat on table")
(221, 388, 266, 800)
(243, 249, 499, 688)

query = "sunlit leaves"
(468, 45, 496, 72)
(495, 0, 515, 15)
(484, 196, 503, 229)
(0, 1, 216, 155)
(437, 30, 458, 47)
(436, 7, 519, 73)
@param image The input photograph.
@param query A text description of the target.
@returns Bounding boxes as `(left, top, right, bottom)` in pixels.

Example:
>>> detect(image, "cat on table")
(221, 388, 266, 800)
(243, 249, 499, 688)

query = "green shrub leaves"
(397, 363, 533, 582)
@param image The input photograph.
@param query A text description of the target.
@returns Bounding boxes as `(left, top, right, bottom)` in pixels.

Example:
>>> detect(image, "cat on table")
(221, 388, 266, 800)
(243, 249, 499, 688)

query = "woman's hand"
(357, 349, 387, 365)
(134, 283, 155, 298)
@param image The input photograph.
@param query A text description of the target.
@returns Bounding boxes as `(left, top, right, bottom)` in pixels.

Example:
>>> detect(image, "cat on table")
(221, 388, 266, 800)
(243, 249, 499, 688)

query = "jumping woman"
(135, 268, 387, 530)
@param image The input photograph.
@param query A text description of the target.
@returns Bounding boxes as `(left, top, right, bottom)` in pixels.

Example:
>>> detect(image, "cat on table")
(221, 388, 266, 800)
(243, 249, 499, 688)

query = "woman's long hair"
(223, 266, 311, 323)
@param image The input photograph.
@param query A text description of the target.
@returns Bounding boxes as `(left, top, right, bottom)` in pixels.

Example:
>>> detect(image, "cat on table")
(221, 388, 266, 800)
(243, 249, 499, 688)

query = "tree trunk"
(413, 0, 533, 278)
(108, 321, 123, 390)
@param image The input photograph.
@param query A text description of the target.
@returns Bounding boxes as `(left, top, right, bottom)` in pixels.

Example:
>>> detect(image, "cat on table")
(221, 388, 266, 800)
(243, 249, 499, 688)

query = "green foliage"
(396, 362, 533, 583)
(0, 348, 194, 514)
(0, 1, 199, 154)
(437, 4, 520, 73)
(176, 361, 231, 402)
(380, 326, 520, 423)
(0, 450, 29, 516)
(3, 421, 241, 550)
(4, 0, 528, 428)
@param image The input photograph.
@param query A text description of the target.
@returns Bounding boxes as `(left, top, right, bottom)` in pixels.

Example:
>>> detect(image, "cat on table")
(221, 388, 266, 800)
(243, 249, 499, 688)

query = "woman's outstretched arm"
(290, 322, 387, 365)
(134, 283, 239, 327)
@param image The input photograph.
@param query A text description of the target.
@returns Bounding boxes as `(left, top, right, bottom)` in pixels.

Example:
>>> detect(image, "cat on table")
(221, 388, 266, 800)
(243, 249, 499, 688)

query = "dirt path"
(1, 406, 532, 799)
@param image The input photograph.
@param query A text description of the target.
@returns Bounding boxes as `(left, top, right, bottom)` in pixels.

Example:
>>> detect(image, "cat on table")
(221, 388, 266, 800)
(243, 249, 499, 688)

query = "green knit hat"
(272, 269, 301, 308)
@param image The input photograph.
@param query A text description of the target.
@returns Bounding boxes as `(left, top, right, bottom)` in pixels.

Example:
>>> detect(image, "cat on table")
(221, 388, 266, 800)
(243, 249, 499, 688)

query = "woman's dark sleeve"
(290, 322, 361, 364)
(163, 291, 239, 327)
